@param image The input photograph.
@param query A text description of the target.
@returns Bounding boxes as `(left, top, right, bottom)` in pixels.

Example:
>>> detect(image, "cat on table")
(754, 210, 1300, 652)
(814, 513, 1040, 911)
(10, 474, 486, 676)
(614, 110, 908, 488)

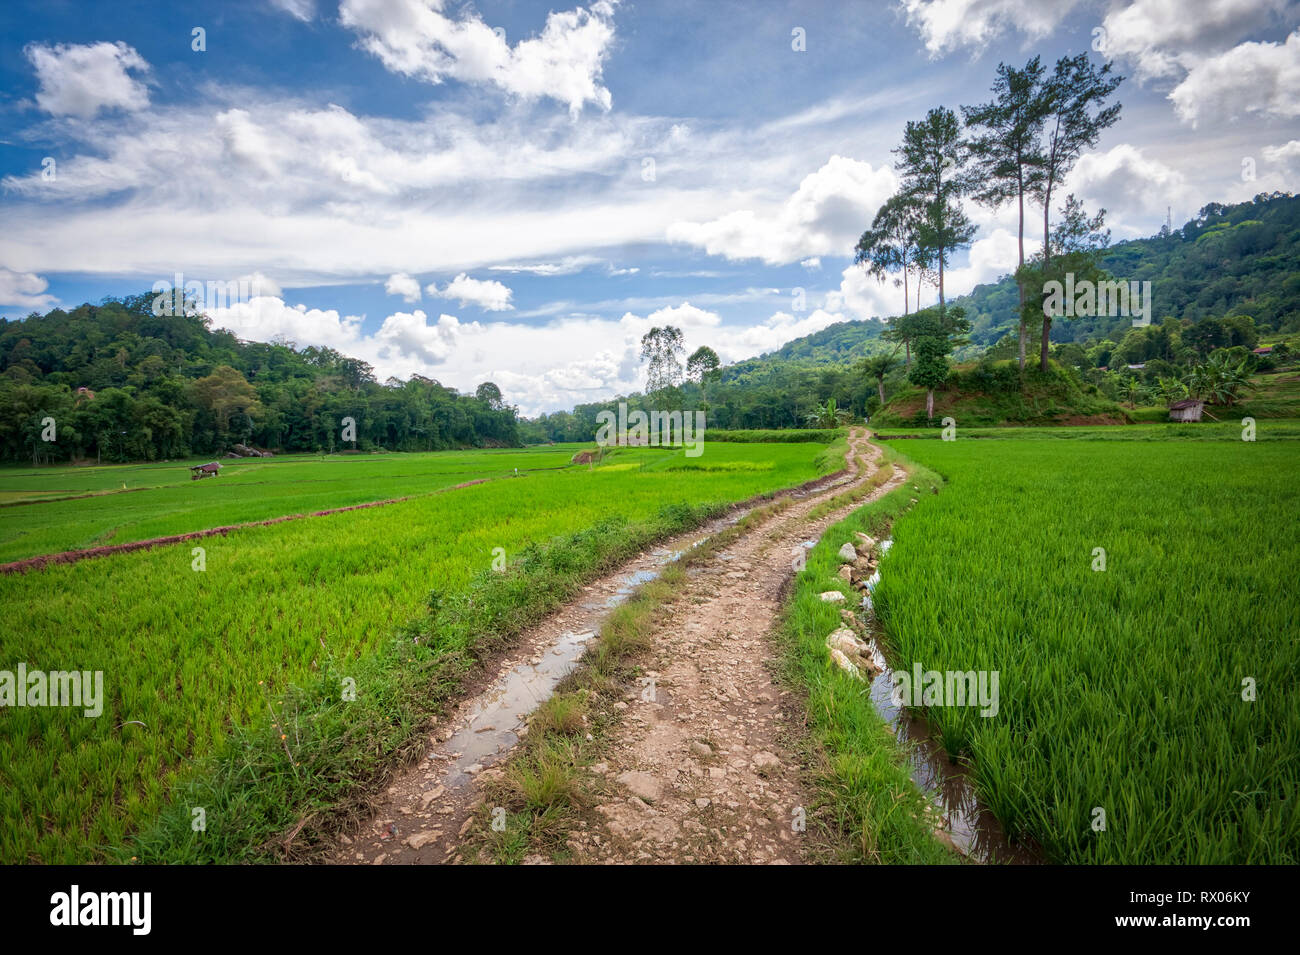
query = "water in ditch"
(861, 540, 1040, 864)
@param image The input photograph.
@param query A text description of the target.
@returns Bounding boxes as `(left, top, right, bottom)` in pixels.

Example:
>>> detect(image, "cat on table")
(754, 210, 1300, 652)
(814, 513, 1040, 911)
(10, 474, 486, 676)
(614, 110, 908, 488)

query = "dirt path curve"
(329, 428, 903, 865)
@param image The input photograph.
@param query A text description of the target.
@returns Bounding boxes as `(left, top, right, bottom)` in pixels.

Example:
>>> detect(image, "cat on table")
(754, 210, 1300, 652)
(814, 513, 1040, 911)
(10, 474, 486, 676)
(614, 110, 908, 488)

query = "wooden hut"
(1168, 398, 1205, 423)
(190, 462, 223, 480)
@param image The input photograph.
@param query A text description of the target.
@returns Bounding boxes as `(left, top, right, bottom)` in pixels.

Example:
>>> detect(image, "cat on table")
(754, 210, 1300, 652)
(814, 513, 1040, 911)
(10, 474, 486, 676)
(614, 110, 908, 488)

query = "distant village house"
(1168, 398, 1205, 423)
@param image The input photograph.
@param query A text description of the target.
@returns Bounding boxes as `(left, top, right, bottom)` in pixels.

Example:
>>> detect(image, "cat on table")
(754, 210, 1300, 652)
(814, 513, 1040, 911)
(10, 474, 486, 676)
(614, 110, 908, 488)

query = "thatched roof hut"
(1169, 398, 1205, 423)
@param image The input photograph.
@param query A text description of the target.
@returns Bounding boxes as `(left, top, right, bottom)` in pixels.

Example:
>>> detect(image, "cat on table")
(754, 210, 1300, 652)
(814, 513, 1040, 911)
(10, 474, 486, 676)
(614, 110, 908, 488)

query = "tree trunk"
(938, 245, 946, 318)
(877, 380, 886, 406)
(905, 340, 911, 367)
(902, 254, 909, 315)
(1017, 178, 1026, 372)
(926, 388, 935, 420)
(1041, 180, 1053, 372)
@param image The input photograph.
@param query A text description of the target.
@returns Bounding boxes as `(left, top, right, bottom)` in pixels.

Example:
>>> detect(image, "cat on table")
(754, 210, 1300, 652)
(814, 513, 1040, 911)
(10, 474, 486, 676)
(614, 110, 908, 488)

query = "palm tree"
(805, 397, 852, 428)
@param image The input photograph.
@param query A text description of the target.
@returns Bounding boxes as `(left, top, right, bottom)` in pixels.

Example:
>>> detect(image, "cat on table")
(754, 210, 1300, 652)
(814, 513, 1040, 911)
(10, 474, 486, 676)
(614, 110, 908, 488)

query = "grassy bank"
(779, 452, 955, 864)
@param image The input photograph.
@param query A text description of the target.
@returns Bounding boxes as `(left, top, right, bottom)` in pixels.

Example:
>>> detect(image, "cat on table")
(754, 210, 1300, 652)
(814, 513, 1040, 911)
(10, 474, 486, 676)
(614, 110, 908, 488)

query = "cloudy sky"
(2, 0, 1297, 414)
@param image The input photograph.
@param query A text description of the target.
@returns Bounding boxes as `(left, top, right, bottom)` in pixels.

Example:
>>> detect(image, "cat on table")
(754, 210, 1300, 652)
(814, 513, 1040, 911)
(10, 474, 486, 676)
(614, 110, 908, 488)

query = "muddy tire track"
(330, 430, 904, 865)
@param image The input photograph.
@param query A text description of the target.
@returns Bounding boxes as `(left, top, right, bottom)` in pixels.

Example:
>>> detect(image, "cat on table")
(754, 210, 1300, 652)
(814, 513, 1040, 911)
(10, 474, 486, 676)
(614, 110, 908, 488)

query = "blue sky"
(2, 0, 1298, 413)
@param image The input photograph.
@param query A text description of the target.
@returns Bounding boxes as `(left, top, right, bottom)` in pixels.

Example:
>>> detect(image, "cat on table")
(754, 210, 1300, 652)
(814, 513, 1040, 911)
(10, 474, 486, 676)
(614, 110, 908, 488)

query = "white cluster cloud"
(902, 1, 1300, 127)
(385, 272, 423, 302)
(24, 41, 150, 118)
(1262, 139, 1300, 169)
(0, 268, 58, 310)
(900, 0, 1085, 56)
(429, 273, 514, 311)
(338, 0, 617, 115)
(237, 272, 282, 298)
(374, 309, 471, 362)
(667, 156, 897, 265)
(827, 225, 1040, 322)
(723, 309, 847, 358)
(1066, 143, 1192, 229)
(208, 296, 365, 351)
(825, 265, 905, 322)
(1098, 0, 1290, 78)
(269, 0, 316, 21)
(1168, 30, 1300, 127)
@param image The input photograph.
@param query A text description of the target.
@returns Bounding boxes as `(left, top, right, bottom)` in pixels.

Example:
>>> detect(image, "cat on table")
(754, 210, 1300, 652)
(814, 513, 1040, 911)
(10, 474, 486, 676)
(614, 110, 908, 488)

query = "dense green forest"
(4, 193, 1297, 459)
(526, 191, 1300, 441)
(0, 293, 520, 464)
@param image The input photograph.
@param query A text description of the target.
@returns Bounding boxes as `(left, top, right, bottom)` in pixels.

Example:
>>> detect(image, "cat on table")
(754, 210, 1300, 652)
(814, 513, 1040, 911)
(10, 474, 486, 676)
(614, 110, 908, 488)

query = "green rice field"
(872, 433, 1300, 863)
(0, 440, 833, 863)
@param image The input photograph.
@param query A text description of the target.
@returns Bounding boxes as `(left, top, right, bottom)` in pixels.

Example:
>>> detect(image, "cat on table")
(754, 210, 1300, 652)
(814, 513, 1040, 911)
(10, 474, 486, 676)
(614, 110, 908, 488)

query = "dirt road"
(331, 428, 902, 865)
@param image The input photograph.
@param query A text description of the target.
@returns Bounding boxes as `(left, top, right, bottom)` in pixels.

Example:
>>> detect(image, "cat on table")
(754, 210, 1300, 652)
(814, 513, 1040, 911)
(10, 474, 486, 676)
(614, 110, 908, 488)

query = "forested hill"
(754, 190, 1300, 364)
(962, 190, 1300, 347)
(0, 293, 520, 463)
(527, 191, 1300, 440)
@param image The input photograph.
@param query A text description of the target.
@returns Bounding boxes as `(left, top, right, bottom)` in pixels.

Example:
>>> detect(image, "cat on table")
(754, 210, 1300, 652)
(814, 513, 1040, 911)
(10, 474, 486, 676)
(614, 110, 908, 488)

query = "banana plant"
(805, 397, 853, 428)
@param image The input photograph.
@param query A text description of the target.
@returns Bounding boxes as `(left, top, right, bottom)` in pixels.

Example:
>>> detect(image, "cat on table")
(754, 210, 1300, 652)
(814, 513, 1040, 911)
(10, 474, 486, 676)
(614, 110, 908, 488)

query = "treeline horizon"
(2, 191, 1297, 462)
(0, 293, 520, 464)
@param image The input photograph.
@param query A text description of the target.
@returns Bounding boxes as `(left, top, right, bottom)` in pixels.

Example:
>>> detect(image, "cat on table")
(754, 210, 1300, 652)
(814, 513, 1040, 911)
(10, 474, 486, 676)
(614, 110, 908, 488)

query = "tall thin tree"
(640, 325, 686, 397)
(894, 107, 976, 321)
(1030, 54, 1123, 371)
(855, 192, 928, 317)
(962, 56, 1047, 372)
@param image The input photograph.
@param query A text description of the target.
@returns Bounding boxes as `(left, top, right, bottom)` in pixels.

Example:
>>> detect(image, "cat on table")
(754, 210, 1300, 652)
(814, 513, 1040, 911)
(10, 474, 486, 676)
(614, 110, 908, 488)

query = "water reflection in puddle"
(439, 627, 598, 788)
(434, 508, 747, 791)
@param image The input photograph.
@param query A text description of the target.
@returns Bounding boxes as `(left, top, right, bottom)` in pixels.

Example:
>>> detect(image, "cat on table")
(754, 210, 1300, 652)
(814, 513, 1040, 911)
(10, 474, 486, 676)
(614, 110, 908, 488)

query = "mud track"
(330, 429, 908, 865)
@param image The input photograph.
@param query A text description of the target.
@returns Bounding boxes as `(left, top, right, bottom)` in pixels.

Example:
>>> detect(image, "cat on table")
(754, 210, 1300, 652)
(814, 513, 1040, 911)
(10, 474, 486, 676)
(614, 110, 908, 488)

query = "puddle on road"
(438, 627, 598, 788)
(431, 507, 749, 791)
(862, 540, 1039, 865)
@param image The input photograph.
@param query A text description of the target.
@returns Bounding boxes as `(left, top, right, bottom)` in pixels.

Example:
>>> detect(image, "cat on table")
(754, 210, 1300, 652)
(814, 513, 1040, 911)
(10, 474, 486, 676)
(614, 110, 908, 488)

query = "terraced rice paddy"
(0, 448, 579, 562)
